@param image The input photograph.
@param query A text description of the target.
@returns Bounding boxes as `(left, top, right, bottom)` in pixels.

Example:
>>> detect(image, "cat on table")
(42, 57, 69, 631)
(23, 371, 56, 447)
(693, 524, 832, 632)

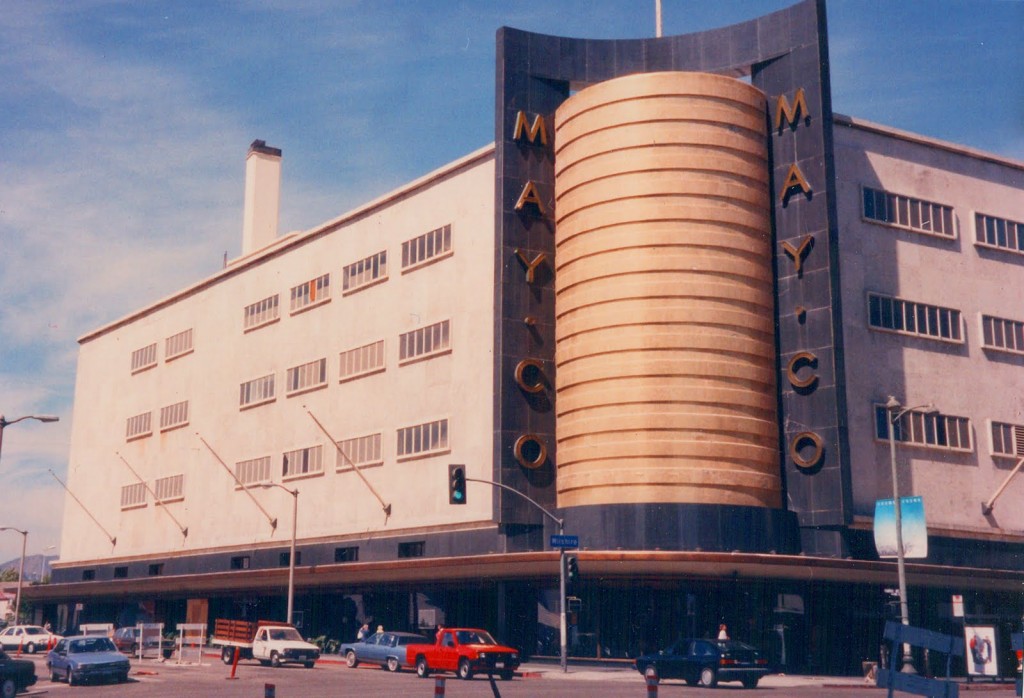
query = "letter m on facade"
(513, 111, 548, 146)
(775, 88, 809, 133)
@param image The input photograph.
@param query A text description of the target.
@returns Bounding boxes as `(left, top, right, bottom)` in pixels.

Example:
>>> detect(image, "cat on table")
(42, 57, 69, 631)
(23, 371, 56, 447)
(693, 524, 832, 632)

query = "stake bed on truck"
(210, 619, 320, 668)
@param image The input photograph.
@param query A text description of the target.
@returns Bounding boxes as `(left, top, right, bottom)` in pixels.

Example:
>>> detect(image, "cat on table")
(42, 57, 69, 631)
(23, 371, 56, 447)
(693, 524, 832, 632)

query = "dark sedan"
(634, 638, 770, 689)
(46, 636, 131, 686)
(340, 631, 428, 672)
(0, 648, 37, 697)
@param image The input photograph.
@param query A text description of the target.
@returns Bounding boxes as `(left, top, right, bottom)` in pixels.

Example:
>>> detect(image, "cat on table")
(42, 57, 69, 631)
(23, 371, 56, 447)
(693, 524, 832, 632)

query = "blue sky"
(1, 0, 1021, 565)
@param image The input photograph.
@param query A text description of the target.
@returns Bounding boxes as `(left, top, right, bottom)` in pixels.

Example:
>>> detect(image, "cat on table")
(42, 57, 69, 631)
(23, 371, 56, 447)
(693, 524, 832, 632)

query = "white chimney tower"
(241, 140, 282, 255)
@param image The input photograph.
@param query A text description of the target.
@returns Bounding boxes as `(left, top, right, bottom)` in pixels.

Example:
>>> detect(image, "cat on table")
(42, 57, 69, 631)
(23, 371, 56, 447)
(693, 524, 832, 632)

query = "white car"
(0, 625, 63, 654)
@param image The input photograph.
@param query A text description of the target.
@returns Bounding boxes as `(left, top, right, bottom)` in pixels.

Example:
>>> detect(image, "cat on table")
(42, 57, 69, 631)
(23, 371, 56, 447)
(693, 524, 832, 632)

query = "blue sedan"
(340, 631, 428, 672)
(46, 636, 131, 686)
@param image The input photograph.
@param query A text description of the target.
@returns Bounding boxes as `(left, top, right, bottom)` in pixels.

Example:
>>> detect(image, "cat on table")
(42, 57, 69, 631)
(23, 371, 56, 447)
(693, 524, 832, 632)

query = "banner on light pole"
(873, 496, 928, 559)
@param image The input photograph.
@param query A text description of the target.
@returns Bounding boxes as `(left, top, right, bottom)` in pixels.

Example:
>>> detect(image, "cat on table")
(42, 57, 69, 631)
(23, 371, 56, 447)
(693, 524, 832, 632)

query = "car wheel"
(221, 647, 235, 665)
(50, 665, 62, 682)
(500, 670, 514, 680)
(742, 676, 759, 689)
(1, 678, 16, 698)
(699, 666, 718, 687)
(415, 656, 430, 678)
(457, 658, 473, 680)
(345, 650, 358, 668)
(67, 668, 77, 686)
(386, 657, 401, 673)
(25, 642, 37, 654)
(270, 651, 282, 668)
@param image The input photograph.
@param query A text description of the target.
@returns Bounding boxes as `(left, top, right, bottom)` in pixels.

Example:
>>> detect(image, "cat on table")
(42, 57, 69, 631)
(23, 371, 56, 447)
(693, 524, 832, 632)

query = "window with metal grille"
(290, 273, 331, 313)
(240, 373, 275, 408)
(126, 411, 152, 440)
(155, 474, 184, 503)
(343, 250, 388, 293)
(337, 433, 383, 470)
(339, 340, 385, 382)
(874, 404, 972, 452)
(244, 294, 280, 330)
(165, 328, 194, 360)
(399, 320, 450, 363)
(286, 358, 327, 395)
(121, 482, 147, 509)
(862, 187, 955, 238)
(396, 419, 449, 460)
(401, 224, 452, 270)
(283, 445, 324, 478)
(131, 343, 158, 373)
(868, 293, 962, 343)
(160, 400, 189, 431)
(981, 314, 1024, 355)
(975, 213, 1024, 255)
(235, 456, 271, 487)
(991, 422, 1024, 457)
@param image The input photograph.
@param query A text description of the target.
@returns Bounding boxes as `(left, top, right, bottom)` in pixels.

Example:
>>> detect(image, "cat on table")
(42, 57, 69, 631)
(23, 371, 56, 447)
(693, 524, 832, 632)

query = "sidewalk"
(516, 661, 868, 688)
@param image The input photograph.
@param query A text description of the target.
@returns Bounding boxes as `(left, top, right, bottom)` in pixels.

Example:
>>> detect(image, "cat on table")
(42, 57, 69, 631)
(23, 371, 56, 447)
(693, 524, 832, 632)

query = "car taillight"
(720, 658, 738, 666)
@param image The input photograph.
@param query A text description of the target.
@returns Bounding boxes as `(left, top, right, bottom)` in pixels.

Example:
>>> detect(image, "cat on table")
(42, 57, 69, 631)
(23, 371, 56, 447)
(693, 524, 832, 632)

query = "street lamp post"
(259, 483, 298, 625)
(0, 413, 58, 626)
(885, 396, 937, 674)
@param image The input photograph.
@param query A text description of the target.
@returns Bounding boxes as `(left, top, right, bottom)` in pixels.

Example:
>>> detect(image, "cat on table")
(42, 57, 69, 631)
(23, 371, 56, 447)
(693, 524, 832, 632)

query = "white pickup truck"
(210, 619, 320, 668)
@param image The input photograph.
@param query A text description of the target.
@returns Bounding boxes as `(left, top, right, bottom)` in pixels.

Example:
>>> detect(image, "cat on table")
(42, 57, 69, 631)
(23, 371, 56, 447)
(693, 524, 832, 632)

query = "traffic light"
(448, 464, 467, 504)
(565, 555, 578, 587)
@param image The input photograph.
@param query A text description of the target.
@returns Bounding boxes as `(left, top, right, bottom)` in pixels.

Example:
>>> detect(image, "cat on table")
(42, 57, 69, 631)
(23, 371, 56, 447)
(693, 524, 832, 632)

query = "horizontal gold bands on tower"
(556, 380, 778, 419)
(558, 407, 779, 444)
(556, 354, 776, 394)
(557, 441, 778, 478)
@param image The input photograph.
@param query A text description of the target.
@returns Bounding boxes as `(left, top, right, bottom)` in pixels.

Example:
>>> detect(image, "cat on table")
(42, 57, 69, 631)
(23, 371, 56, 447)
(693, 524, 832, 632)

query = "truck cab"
(251, 626, 320, 668)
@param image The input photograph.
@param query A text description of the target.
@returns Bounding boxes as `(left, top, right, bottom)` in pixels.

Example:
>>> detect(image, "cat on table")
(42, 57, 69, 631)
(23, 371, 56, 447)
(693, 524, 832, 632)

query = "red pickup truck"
(406, 627, 520, 680)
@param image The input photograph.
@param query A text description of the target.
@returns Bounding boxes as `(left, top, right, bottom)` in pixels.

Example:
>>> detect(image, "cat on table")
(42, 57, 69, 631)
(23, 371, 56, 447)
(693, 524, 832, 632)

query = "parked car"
(634, 638, 770, 689)
(339, 631, 428, 672)
(112, 626, 160, 654)
(0, 625, 62, 654)
(0, 648, 37, 697)
(46, 635, 131, 686)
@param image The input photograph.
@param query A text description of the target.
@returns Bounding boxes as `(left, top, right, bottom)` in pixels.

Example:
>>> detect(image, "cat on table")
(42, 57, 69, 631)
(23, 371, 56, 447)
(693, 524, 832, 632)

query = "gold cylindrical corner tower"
(554, 71, 780, 509)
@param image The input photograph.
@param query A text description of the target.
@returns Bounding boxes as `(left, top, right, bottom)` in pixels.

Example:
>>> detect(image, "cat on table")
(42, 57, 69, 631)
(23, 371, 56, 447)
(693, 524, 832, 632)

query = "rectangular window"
(290, 273, 331, 313)
(867, 293, 962, 343)
(244, 294, 280, 330)
(235, 456, 272, 487)
(334, 546, 359, 563)
(862, 186, 955, 239)
(159, 400, 189, 431)
(114, 566, 128, 579)
(230, 556, 251, 570)
(990, 422, 1024, 457)
(339, 340, 385, 382)
(120, 482, 147, 509)
(343, 250, 388, 293)
(283, 445, 324, 479)
(286, 358, 327, 395)
(279, 551, 301, 567)
(874, 404, 972, 452)
(337, 433, 383, 470)
(975, 213, 1024, 255)
(125, 411, 153, 440)
(131, 343, 158, 373)
(396, 418, 449, 460)
(399, 320, 451, 363)
(981, 314, 1024, 355)
(240, 374, 276, 408)
(398, 541, 425, 558)
(82, 569, 95, 581)
(165, 328, 194, 361)
(148, 563, 164, 576)
(154, 474, 184, 503)
(401, 224, 452, 270)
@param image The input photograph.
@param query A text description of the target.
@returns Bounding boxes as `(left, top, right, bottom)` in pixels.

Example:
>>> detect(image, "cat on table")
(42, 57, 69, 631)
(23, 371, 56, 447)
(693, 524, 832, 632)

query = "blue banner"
(874, 496, 928, 559)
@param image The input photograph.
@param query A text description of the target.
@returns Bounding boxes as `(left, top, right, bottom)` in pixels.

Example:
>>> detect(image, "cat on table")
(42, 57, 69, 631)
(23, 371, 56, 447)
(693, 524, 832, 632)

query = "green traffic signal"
(449, 463, 467, 504)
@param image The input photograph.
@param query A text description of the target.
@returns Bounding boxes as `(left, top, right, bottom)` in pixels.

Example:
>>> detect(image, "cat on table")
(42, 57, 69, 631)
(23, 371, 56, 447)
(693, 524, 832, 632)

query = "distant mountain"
(0, 554, 57, 582)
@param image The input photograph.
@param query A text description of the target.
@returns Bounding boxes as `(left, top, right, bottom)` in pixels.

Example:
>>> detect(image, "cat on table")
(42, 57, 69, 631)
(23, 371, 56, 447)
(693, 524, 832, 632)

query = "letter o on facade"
(514, 358, 545, 394)
(789, 431, 824, 470)
(514, 434, 547, 469)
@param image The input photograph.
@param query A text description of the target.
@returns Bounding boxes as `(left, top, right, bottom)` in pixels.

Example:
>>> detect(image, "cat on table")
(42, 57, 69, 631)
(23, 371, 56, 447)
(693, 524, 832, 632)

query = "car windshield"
(456, 630, 496, 645)
(268, 628, 303, 642)
(70, 637, 117, 653)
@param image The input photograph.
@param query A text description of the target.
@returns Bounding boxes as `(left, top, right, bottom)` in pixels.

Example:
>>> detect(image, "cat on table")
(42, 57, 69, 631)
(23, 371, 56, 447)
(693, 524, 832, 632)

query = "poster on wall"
(873, 496, 928, 559)
(965, 625, 999, 677)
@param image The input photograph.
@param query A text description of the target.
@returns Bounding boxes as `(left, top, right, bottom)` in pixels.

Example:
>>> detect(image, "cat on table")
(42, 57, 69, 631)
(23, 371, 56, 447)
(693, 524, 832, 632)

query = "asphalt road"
(11, 652, 1022, 698)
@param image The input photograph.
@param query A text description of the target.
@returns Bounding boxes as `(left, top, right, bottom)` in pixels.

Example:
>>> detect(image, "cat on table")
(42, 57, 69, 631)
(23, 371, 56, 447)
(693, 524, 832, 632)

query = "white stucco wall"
(835, 117, 1024, 535)
(60, 147, 496, 564)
